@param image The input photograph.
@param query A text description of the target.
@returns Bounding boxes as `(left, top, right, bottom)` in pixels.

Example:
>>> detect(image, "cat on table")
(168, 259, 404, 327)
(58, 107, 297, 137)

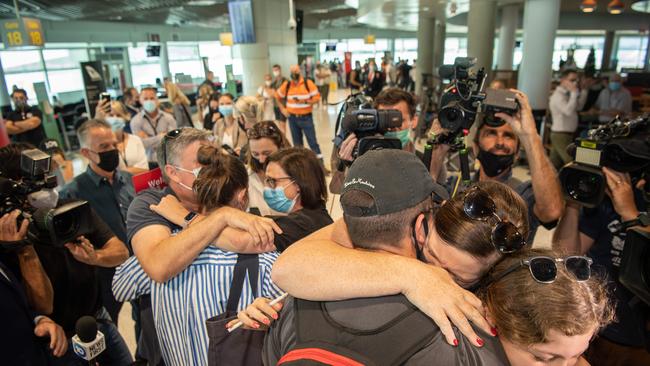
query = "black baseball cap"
(341, 149, 448, 217)
(40, 139, 64, 156)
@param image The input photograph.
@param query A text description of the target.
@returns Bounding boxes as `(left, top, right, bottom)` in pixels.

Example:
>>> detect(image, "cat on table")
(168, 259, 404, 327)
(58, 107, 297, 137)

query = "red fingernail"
(477, 338, 484, 347)
(262, 319, 270, 325)
(253, 322, 260, 329)
(491, 327, 498, 336)
(272, 314, 278, 320)
(453, 339, 458, 347)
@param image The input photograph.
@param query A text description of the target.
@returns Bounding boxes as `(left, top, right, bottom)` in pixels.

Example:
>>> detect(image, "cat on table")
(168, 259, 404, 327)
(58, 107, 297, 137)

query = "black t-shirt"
(31, 199, 113, 335)
(127, 188, 181, 245)
(579, 192, 649, 347)
(270, 205, 333, 252)
(6, 105, 45, 147)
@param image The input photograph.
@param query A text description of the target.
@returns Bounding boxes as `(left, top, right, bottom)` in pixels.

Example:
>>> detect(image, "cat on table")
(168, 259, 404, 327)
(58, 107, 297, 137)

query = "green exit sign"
(2, 17, 44, 48)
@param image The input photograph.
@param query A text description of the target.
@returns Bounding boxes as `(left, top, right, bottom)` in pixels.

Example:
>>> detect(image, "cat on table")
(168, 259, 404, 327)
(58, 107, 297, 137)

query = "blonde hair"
(110, 101, 131, 121)
(480, 248, 614, 346)
(165, 82, 190, 106)
(234, 95, 264, 124)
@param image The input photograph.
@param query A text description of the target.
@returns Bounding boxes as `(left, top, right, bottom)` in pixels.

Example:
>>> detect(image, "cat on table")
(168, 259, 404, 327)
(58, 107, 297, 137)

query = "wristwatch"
(618, 212, 649, 232)
(183, 211, 198, 229)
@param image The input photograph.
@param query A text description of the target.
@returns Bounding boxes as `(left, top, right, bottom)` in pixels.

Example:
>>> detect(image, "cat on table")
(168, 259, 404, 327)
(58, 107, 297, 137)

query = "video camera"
(334, 93, 403, 160)
(437, 57, 519, 140)
(559, 115, 650, 208)
(0, 148, 92, 248)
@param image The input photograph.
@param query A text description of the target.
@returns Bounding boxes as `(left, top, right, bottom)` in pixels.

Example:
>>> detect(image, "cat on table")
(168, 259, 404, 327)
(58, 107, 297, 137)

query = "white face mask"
(272, 70, 280, 77)
(28, 188, 59, 209)
(173, 166, 201, 191)
(265, 80, 272, 87)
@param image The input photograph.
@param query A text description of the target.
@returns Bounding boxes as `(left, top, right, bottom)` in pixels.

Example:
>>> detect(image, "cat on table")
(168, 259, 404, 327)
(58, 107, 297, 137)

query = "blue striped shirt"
(112, 247, 283, 366)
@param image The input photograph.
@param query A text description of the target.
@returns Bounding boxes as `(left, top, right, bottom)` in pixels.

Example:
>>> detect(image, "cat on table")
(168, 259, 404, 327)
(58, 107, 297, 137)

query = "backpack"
(277, 296, 438, 366)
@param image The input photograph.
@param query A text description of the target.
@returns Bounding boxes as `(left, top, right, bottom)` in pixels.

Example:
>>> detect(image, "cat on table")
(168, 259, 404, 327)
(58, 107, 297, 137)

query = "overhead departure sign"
(2, 17, 44, 48)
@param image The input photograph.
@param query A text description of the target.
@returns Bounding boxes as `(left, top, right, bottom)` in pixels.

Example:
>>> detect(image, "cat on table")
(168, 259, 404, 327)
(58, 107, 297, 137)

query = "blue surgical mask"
(609, 81, 621, 91)
(143, 100, 157, 113)
(385, 129, 411, 148)
(220, 105, 233, 117)
(263, 182, 297, 213)
(105, 116, 125, 131)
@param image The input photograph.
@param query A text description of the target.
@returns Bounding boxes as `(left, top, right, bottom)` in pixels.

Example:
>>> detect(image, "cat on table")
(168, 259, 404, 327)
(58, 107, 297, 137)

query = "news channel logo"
(73, 342, 86, 357)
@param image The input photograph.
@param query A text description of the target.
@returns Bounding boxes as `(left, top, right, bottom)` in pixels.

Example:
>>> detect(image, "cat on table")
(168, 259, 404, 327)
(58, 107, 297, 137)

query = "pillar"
(415, 10, 435, 95)
(433, 19, 446, 72)
(601, 30, 615, 71)
(517, 0, 560, 110)
(0, 55, 11, 112)
(644, 31, 650, 71)
(122, 47, 133, 88)
(235, 0, 297, 96)
(467, 0, 497, 73)
(160, 42, 171, 81)
(496, 4, 518, 70)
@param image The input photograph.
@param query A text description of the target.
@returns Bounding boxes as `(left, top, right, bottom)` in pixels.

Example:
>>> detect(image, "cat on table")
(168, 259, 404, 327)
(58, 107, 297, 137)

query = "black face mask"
(477, 149, 514, 177)
(96, 149, 120, 172)
(291, 73, 300, 81)
(250, 157, 264, 172)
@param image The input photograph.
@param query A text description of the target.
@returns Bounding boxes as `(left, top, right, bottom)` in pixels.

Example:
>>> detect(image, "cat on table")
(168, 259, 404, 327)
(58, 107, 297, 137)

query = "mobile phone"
(100, 92, 111, 103)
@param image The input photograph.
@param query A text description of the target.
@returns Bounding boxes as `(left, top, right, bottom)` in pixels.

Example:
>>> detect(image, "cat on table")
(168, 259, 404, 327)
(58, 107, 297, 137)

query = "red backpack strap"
(278, 348, 365, 366)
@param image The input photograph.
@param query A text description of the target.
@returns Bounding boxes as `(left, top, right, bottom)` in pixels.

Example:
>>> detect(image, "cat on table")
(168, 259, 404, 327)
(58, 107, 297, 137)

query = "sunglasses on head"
(162, 129, 182, 166)
(246, 124, 278, 139)
(489, 255, 593, 285)
(462, 186, 526, 254)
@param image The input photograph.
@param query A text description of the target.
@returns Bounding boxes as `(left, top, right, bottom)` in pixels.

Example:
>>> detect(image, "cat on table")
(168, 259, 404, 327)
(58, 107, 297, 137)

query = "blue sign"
(228, 0, 256, 44)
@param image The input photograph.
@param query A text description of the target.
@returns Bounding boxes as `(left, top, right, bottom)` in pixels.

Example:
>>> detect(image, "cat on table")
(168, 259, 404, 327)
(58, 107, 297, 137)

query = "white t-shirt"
(222, 131, 234, 149)
(258, 86, 277, 121)
(119, 133, 149, 170)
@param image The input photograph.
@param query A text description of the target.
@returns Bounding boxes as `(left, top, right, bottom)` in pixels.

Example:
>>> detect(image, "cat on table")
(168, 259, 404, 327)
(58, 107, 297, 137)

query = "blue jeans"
(50, 308, 133, 366)
(288, 114, 322, 156)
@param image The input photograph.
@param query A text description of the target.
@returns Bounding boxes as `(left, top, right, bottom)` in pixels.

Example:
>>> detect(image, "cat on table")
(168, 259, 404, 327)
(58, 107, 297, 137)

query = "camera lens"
(439, 105, 463, 133)
(565, 171, 600, 201)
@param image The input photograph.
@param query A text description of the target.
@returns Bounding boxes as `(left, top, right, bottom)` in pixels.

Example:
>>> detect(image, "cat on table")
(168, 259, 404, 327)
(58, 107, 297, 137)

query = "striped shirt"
(276, 77, 320, 115)
(112, 247, 283, 366)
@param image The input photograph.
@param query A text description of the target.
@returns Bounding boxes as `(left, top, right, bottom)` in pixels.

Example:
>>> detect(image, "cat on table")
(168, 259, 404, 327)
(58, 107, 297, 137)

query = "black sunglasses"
(489, 256, 593, 285)
(462, 187, 526, 254)
(161, 129, 182, 166)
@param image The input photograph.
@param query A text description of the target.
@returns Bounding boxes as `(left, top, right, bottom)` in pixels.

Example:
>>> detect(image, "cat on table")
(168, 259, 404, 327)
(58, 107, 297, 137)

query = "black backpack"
(277, 295, 438, 366)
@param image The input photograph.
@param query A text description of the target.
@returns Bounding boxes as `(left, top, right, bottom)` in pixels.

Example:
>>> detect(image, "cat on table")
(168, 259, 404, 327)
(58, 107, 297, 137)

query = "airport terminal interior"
(1, 0, 650, 365)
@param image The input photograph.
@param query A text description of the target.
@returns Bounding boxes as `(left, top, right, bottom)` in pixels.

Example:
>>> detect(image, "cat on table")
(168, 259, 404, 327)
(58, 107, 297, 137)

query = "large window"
(42, 48, 88, 95)
(128, 44, 162, 88)
(198, 41, 233, 83)
(168, 42, 204, 82)
(317, 38, 389, 66)
(615, 35, 648, 70)
(394, 38, 417, 63)
(443, 38, 468, 65)
(551, 36, 604, 71)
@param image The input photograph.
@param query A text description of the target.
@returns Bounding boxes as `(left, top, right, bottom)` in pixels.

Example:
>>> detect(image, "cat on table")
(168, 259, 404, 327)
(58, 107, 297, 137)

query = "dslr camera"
(334, 93, 403, 160)
(559, 115, 650, 208)
(0, 148, 92, 248)
(437, 57, 519, 140)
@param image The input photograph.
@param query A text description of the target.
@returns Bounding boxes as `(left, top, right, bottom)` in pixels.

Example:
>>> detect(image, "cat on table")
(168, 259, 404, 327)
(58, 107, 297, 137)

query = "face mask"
(265, 80, 272, 87)
(105, 116, 125, 131)
(28, 188, 59, 209)
(220, 105, 233, 117)
(173, 166, 201, 191)
(263, 182, 297, 213)
(250, 157, 264, 171)
(272, 70, 280, 77)
(291, 73, 300, 81)
(477, 149, 515, 177)
(13, 99, 27, 109)
(609, 81, 621, 91)
(143, 100, 157, 113)
(385, 129, 411, 148)
(94, 149, 120, 172)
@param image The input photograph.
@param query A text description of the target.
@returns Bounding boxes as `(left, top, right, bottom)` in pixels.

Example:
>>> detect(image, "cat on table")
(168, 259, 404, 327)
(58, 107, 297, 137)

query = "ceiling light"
(187, 0, 219, 6)
(580, 0, 597, 12)
(608, 0, 625, 14)
(631, 0, 650, 13)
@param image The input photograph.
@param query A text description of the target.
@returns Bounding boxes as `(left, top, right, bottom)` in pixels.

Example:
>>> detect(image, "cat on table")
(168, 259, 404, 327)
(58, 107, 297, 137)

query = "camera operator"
(331, 88, 422, 194)
(554, 166, 650, 365)
(430, 90, 563, 242)
(0, 210, 68, 364)
(0, 143, 133, 365)
(59, 119, 135, 324)
(5, 89, 45, 147)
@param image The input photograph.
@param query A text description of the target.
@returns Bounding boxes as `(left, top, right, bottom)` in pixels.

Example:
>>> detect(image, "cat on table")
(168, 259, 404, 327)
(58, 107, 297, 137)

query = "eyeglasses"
(264, 176, 293, 189)
(162, 129, 182, 166)
(462, 187, 526, 254)
(489, 256, 593, 285)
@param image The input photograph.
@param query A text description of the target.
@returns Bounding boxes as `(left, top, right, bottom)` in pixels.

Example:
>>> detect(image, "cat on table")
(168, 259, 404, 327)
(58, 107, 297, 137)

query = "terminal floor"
(114, 87, 554, 356)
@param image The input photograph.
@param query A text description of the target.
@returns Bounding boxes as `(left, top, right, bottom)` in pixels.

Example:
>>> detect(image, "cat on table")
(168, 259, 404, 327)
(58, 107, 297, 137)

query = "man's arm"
(550, 90, 579, 116)
(272, 219, 491, 347)
(5, 117, 42, 135)
(65, 236, 129, 268)
(0, 211, 53, 314)
(130, 118, 163, 150)
(132, 205, 281, 283)
(497, 91, 564, 223)
(552, 203, 595, 255)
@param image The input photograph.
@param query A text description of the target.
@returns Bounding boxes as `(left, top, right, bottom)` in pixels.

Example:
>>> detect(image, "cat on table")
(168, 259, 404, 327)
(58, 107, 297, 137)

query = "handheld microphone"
(72, 316, 106, 363)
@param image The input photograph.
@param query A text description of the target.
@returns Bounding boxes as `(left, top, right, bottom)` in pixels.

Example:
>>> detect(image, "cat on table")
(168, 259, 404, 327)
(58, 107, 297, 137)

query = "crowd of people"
(0, 56, 648, 366)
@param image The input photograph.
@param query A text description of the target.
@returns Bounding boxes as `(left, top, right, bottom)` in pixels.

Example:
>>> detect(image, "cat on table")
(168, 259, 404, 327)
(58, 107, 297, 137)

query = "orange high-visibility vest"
(276, 77, 320, 115)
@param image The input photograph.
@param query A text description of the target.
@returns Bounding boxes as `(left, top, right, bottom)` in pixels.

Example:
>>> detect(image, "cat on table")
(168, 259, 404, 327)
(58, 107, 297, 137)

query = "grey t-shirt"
(126, 187, 182, 245)
(263, 296, 510, 366)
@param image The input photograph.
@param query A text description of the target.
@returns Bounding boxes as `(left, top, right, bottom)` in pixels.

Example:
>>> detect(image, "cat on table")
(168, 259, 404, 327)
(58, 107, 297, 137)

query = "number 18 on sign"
(2, 17, 44, 48)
